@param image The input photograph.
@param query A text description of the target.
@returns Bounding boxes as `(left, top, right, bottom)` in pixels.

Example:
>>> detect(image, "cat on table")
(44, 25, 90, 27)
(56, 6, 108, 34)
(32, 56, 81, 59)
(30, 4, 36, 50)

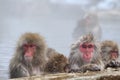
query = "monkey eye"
(23, 44, 36, 48)
(29, 44, 36, 48)
(110, 51, 118, 53)
(23, 44, 29, 48)
(81, 45, 87, 48)
(81, 44, 94, 48)
(88, 44, 94, 48)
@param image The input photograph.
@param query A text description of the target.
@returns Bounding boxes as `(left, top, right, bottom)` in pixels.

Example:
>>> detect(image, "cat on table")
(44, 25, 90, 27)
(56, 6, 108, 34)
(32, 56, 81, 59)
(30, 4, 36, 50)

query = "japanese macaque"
(73, 13, 102, 41)
(69, 33, 104, 72)
(45, 50, 69, 73)
(101, 40, 120, 68)
(46, 48, 58, 59)
(9, 33, 47, 78)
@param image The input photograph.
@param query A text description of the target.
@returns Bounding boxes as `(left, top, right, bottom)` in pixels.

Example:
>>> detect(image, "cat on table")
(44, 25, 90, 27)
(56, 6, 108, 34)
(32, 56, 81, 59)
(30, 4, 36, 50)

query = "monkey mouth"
(24, 56, 33, 62)
(84, 58, 91, 62)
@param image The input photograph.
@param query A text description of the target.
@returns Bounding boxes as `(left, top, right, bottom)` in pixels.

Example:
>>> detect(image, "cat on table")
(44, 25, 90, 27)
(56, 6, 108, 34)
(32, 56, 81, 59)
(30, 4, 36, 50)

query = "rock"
(10, 68, 120, 80)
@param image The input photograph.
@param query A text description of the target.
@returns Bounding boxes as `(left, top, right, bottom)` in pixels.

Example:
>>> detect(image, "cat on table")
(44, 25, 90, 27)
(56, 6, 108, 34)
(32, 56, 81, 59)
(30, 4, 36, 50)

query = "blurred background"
(0, 0, 120, 79)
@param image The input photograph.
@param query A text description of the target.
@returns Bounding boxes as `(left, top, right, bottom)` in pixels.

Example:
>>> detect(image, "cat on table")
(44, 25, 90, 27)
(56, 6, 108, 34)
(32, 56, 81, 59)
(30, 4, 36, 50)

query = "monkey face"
(79, 42, 94, 62)
(110, 50, 119, 60)
(101, 46, 119, 61)
(23, 43, 37, 62)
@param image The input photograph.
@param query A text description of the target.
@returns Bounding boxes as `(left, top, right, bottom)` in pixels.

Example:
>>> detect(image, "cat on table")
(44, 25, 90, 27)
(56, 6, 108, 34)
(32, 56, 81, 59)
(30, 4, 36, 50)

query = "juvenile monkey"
(69, 33, 104, 72)
(101, 40, 120, 68)
(9, 33, 47, 78)
(46, 48, 58, 59)
(45, 51, 69, 73)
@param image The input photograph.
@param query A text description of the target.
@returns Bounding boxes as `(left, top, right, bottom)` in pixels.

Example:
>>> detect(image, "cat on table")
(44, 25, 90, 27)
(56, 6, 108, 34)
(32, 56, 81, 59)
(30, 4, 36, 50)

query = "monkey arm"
(68, 55, 82, 72)
(68, 63, 81, 73)
(105, 59, 120, 68)
(9, 63, 30, 78)
(79, 64, 101, 72)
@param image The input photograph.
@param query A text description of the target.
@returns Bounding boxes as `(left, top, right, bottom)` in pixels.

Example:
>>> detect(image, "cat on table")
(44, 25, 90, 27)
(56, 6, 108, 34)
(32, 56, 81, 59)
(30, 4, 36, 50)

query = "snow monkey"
(101, 40, 120, 68)
(45, 49, 69, 73)
(69, 33, 104, 72)
(9, 32, 47, 78)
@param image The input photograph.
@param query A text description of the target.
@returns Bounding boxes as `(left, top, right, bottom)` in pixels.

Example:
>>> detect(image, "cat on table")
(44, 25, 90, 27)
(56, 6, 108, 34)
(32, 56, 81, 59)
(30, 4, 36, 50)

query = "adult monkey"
(9, 32, 47, 78)
(101, 40, 120, 68)
(69, 33, 104, 72)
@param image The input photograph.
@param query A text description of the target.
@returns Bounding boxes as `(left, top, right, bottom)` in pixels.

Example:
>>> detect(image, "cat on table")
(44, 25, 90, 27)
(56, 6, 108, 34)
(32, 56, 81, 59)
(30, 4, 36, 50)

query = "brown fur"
(69, 33, 104, 72)
(101, 40, 120, 68)
(46, 48, 57, 59)
(9, 32, 47, 78)
(45, 51, 68, 73)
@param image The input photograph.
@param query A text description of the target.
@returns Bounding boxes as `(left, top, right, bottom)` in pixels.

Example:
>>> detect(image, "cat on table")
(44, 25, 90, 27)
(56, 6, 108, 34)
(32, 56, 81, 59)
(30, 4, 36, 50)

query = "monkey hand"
(79, 64, 101, 72)
(68, 69, 82, 73)
(106, 60, 120, 68)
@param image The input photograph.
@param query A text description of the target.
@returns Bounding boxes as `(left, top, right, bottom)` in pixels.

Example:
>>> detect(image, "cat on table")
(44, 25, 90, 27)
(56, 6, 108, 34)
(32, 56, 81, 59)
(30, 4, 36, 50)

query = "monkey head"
(45, 53, 69, 73)
(71, 33, 96, 63)
(101, 40, 119, 61)
(16, 33, 46, 63)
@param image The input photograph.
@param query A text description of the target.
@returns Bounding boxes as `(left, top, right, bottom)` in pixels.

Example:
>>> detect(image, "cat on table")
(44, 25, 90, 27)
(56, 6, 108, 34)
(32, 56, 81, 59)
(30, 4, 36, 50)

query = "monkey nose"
(25, 52, 33, 57)
(86, 48, 89, 51)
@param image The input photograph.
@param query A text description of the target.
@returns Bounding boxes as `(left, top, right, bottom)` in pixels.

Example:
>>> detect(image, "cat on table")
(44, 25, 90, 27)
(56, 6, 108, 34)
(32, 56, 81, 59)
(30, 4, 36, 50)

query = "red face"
(79, 43, 94, 62)
(23, 43, 36, 61)
(110, 51, 118, 59)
